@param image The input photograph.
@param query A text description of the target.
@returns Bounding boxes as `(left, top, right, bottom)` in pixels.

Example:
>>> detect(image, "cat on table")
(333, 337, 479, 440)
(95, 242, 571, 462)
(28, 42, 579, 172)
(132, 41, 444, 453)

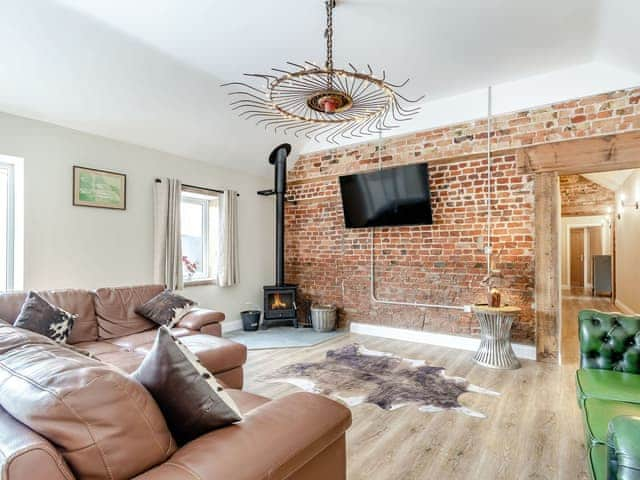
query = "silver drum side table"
(472, 305, 521, 369)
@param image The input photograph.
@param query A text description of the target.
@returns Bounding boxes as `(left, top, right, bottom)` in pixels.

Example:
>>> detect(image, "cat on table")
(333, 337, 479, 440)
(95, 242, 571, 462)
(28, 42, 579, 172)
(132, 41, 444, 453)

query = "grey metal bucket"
(241, 310, 261, 331)
(310, 304, 337, 332)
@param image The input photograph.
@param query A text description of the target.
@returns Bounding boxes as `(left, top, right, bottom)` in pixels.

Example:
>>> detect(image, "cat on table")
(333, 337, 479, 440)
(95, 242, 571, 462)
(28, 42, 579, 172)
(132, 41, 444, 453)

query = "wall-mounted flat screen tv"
(339, 163, 433, 228)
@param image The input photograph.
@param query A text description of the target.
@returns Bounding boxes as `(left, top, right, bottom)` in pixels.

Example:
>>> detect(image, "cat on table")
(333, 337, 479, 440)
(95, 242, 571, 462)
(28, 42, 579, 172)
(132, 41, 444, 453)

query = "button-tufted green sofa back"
(579, 309, 640, 373)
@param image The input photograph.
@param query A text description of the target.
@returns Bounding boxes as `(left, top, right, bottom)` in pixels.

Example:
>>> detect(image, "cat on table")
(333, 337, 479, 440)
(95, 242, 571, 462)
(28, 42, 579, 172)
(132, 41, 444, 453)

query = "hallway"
(561, 288, 616, 365)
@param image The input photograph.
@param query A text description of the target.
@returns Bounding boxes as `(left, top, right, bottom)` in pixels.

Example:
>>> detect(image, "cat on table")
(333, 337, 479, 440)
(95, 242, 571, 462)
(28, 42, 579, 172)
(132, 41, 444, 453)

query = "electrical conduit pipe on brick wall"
(369, 86, 494, 313)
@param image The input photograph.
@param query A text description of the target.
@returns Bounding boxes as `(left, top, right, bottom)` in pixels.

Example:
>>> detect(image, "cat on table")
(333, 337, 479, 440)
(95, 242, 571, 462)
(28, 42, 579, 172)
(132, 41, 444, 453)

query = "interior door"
(570, 228, 585, 287)
(587, 226, 603, 286)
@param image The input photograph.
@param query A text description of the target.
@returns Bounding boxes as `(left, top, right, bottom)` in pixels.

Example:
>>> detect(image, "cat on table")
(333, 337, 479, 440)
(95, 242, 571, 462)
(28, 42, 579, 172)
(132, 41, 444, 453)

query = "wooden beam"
(535, 172, 561, 363)
(518, 130, 640, 175)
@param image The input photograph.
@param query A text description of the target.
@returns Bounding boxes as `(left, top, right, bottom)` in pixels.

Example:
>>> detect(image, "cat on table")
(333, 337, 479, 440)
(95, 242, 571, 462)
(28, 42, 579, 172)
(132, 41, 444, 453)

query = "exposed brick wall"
(286, 87, 640, 345)
(560, 175, 615, 216)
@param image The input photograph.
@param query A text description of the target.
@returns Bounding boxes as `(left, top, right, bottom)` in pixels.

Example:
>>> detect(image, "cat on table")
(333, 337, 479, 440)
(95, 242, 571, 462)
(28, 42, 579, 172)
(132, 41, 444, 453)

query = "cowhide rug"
(263, 343, 499, 418)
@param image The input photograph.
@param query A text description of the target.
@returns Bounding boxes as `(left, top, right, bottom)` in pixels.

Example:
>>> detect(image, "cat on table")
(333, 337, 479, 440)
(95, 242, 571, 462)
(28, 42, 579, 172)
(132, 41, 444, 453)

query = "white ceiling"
(582, 170, 637, 193)
(0, 0, 639, 175)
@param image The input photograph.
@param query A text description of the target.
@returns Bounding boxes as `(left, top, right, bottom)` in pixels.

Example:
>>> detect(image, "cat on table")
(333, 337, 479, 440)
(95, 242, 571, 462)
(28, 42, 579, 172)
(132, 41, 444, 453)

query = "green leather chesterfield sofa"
(576, 309, 640, 479)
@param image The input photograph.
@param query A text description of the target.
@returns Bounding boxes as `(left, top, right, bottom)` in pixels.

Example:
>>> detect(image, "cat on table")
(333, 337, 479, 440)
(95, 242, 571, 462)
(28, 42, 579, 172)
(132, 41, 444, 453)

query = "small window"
(180, 189, 220, 284)
(0, 162, 14, 291)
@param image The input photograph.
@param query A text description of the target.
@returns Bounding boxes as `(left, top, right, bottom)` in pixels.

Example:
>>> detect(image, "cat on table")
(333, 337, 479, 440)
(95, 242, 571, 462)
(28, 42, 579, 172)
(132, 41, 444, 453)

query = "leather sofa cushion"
(582, 398, 640, 445)
(93, 349, 147, 374)
(178, 334, 247, 374)
(0, 405, 74, 480)
(0, 289, 98, 344)
(73, 340, 124, 356)
(226, 389, 271, 414)
(95, 284, 164, 339)
(215, 367, 244, 390)
(576, 369, 640, 406)
(73, 329, 243, 378)
(0, 324, 176, 480)
(132, 392, 351, 480)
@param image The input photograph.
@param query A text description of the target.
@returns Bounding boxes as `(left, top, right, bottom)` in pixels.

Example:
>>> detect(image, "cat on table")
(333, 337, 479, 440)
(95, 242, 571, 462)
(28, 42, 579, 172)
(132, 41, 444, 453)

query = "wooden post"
(535, 172, 561, 363)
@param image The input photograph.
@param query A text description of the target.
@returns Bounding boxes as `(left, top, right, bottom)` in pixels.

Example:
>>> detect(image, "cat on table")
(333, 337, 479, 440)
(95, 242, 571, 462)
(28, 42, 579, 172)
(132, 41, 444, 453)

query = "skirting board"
(222, 319, 243, 334)
(350, 322, 537, 361)
(615, 299, 637, 315)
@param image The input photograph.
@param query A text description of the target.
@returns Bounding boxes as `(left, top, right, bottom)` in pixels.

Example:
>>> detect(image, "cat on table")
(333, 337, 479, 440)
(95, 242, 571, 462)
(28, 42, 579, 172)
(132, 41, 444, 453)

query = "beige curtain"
(217, 190, 239, 287)
(153, 178, 184, 290)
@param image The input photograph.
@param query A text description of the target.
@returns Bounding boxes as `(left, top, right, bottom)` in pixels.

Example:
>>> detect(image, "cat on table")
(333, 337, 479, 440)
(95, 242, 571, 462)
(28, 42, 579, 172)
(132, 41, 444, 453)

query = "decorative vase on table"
(488, 288, 501, 308)
(481, 247, 506, 308)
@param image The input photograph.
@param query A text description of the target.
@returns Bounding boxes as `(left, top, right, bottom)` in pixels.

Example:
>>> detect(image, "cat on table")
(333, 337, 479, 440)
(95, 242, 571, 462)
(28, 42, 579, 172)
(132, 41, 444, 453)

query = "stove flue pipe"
(268, 143, 292, 287)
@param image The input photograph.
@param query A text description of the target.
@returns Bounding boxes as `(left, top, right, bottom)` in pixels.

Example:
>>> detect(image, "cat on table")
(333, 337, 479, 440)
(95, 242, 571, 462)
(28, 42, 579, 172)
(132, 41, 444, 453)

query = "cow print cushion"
(133, 326, 242, 444)
(13, 291, 77, 344)
(135, 289, 196, 328)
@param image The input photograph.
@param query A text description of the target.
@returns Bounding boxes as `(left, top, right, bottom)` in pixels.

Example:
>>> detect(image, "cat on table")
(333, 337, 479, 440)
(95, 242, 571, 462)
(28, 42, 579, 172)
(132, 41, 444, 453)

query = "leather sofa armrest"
(176, 308, 225, 332)
(0, 407, 74, 480)
(133, 392, 352, 480)
(607, 416, 640, 477)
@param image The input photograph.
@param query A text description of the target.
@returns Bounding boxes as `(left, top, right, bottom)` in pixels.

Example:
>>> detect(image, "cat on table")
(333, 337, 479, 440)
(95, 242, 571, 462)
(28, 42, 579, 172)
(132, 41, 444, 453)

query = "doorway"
(567, 225, 605, 295)
(558, 170, 635, 364)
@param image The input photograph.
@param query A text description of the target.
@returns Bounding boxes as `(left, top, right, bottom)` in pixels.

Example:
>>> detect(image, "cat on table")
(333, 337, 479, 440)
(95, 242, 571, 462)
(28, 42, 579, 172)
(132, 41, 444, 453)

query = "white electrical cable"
(487, 86, 493, 276)
(369, 131, 467, 311)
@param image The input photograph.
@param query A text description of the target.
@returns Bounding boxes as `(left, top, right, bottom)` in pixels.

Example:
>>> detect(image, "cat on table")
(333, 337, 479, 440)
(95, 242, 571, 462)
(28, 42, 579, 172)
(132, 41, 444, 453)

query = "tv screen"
(339, 163, 433, 228)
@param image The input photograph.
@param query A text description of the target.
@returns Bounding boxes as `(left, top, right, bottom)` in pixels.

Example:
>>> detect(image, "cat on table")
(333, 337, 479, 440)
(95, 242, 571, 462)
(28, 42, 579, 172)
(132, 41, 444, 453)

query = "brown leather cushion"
(0, 289, 98, 344)
(93, 349, 147, 373)
(0, 405, 74, 480)
(73, 329, 242, 376)
(132, 392, 351, 480)
(0, 324, 176, 480)
(178, 334, 247, 374)
(215, 366, 244, 390)
(94, 284, 164, 339)
(226, 389, 271, 414)
(72, 340, 124, 356)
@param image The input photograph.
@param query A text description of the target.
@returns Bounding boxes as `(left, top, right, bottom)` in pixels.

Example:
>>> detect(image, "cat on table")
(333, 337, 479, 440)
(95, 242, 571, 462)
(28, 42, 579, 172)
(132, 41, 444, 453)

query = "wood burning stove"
(263, 285, 297, 326)
(261, 143, 298, 328)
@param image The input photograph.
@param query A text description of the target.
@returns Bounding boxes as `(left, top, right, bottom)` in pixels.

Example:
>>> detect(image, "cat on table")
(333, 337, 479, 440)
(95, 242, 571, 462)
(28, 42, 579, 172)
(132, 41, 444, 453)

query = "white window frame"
(0, 155, 22, 292)
(180, 189, 220, 286)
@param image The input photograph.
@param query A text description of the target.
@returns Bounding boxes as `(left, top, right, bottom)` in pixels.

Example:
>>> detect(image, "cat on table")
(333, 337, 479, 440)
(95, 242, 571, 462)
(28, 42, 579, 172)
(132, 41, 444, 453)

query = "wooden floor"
(244, 333, 588, 480)
(561, 288, 615, 365)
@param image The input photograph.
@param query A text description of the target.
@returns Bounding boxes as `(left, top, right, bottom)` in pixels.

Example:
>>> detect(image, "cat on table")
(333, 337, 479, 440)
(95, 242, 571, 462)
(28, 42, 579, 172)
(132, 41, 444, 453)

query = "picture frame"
(73, 166, 126, 210)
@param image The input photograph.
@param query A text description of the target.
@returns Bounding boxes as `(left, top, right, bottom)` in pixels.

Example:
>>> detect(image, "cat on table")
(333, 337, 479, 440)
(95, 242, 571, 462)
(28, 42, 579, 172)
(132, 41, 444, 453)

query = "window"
(180, 189, 220, 284)
(0, 162, 14, 291)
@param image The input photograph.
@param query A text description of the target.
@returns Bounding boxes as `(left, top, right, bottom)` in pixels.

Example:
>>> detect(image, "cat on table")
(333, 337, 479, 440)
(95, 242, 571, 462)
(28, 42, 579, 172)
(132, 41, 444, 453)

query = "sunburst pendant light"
(222, 0, 424, 144)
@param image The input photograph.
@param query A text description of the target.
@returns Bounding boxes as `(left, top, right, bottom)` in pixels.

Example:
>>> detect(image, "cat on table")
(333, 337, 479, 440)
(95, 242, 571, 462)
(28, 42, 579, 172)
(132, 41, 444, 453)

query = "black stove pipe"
(268, 143, 292, 287)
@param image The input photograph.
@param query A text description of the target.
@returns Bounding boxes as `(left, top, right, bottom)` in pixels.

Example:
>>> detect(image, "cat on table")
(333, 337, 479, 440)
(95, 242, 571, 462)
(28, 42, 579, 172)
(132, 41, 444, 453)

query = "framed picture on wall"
(73, 166, 126, 210)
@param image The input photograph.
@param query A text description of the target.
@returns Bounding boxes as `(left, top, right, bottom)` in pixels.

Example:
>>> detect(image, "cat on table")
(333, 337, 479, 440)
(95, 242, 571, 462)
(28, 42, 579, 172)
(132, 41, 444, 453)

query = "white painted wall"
(615, 171, 640, 314)
(0, 111, 275, 324)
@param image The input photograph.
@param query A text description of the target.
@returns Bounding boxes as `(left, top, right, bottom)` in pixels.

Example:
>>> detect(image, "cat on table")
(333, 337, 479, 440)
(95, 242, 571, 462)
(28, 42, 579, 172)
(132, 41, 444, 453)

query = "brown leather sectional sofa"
(0, 285, 352, 480)
(0, 284, 246, 388)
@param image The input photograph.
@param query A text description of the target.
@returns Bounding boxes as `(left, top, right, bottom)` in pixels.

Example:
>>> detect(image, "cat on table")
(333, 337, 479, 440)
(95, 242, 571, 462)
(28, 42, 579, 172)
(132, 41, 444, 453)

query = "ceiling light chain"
(325, 0, 335, 90)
